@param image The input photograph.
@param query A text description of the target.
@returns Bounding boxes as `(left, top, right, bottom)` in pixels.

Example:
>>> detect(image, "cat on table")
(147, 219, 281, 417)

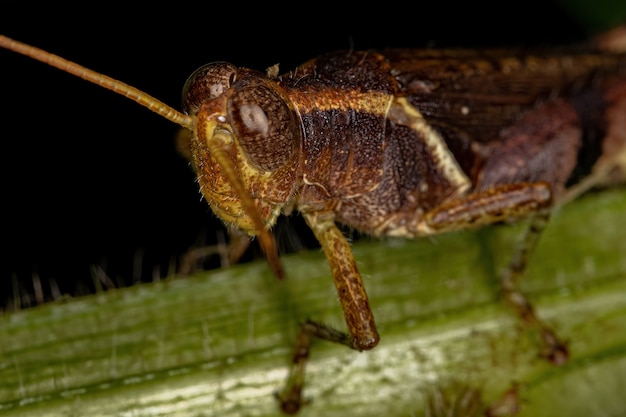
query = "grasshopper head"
(181, 62, 303, 236)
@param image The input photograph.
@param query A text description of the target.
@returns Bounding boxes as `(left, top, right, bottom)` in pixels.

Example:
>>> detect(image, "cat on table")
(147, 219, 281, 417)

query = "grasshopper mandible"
(1, 28, 625, 413)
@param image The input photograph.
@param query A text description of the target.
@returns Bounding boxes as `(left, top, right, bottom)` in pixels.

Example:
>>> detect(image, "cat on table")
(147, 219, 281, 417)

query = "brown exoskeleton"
(1, 28, 625, 413)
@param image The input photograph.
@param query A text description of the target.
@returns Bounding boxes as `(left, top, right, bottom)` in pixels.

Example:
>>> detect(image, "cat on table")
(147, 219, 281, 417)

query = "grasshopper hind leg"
(423, 183, 569, 364)
(501, 209, 569, 365)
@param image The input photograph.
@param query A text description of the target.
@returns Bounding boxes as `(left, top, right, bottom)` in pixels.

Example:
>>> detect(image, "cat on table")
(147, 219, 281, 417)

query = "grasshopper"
(1, 27, 625, 413)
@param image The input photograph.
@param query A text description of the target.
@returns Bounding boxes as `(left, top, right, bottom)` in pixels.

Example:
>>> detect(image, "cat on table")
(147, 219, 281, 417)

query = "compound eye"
(181, 62, 237, 115)
(229, 85, 299, 172)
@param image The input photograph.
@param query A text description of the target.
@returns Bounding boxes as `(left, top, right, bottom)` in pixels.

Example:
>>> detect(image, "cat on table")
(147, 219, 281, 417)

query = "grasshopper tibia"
(501, 210, 569, 364)
(275, 320, 354, 414)
(302, 210, 379, 350)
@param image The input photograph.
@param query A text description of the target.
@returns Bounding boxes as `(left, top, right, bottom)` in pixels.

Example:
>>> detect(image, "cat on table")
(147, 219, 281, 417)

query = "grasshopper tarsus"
(540, 330, 569, 366)
(484, 383, 522, 417)
(275, 376, 308, 415)
(502, 282, 570, 365)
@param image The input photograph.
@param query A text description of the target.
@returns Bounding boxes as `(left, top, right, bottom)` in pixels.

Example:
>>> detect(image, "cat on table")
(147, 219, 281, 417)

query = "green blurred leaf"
(559, 0, 626, 32)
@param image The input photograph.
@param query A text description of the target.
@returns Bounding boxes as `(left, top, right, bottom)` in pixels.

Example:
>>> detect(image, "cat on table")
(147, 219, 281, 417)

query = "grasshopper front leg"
(301, 209, 379, 351)
(276, 208, 379, 413)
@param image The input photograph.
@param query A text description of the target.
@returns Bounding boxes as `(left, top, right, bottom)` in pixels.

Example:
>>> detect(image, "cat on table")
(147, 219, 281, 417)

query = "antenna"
(0, 35, 195, 130)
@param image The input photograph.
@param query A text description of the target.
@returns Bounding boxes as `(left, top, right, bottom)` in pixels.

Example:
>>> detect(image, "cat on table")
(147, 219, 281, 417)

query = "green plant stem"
(1, 187, 625, 417)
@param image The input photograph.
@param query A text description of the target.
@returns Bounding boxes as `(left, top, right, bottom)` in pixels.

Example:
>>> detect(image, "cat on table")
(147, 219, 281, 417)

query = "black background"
(0, 2, 608, 308)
